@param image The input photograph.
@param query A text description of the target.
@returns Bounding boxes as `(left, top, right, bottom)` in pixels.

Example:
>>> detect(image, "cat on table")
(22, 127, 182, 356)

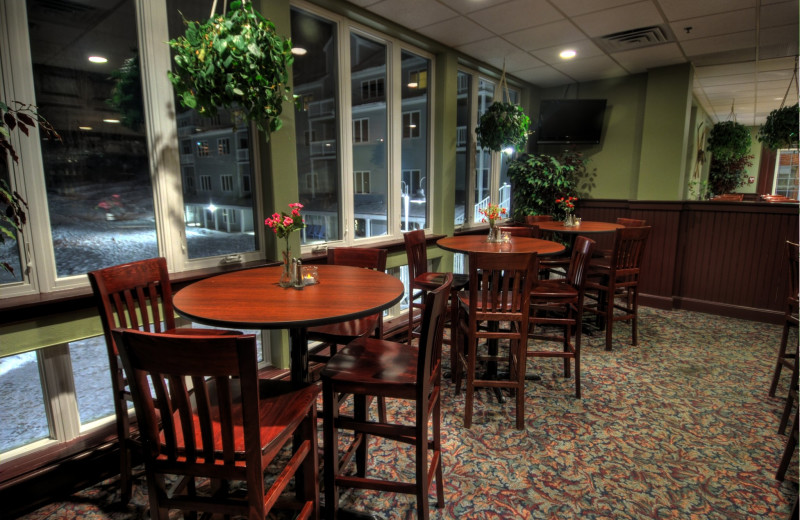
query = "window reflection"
(27, 0, 158, 277)
(0, 352, 48, 453)
(400, 51, 430, 232)
(291, 9, 341, 244)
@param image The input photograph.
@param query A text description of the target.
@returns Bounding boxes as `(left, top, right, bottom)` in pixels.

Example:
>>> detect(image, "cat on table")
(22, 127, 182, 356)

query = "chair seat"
(164, 379, 319, 459)
(321, 337, 419, 398)
(456, 291, 518, 312)
(531, 280, 578, 301)
(414, 272, 469, 291)
(307, 315, 380, 342)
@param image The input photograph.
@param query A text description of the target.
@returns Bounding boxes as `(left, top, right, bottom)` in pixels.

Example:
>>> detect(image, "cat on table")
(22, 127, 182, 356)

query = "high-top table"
(536, 220, 624, 250)
(437, 234, 565, 256)
(173, 264, 405, 385)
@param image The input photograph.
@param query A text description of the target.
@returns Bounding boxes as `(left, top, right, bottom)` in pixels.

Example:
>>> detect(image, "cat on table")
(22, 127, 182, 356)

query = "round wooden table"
(173, 264, 404, 384)
(436, 234, 565, 256)
(537, 220, 624, 235)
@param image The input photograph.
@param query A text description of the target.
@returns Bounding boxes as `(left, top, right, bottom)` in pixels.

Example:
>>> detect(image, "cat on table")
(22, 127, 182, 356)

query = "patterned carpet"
(15, 307, 799, 519)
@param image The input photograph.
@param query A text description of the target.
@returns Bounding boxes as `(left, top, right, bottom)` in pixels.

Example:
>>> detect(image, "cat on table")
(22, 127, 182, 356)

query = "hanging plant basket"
(757, 103, 799, 150)
(476, 101, 531, 152)
(706, 120, 751, 162)
(167, 0, 294, 135)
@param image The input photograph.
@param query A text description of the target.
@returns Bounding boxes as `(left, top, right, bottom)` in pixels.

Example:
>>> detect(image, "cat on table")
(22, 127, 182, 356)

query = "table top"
(173, 264, 405, 330)
(537, 220, 624, 234)
(436, 235, 565, 256)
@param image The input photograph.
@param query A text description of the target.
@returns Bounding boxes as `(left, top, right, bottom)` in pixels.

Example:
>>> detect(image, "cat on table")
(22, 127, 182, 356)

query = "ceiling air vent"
(595, 25, 672, 53)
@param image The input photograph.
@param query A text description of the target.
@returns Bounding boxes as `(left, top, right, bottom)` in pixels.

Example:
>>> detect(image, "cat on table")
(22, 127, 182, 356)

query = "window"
(221, 175, 234, 192)
(355, 170, 371, 194)
(217, 138, 230, 155)
(222, 208, 237, 224)
(196, 140, 210, 157)
(242, 174, 251, 193)
(181, 139, 192, 155)
(200, 175, 212, 191)
(361, 78, 385, 102)
(353, 118, 369, 143)
(403, 111, 420, 139)
(774, 149, 799, 198)
(454, 69, 519, 227)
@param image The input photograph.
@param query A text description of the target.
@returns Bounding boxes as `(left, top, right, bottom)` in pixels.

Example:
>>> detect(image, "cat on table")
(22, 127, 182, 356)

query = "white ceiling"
(346, 0, 799, 126)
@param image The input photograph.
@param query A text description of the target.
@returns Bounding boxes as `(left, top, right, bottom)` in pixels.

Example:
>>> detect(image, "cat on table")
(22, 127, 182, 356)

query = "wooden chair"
(594, 218, 647, 259)
(321, 273, 452, 520)
(769, 241, 799, 398)
(584, 226, 652, 351)
(499, 225, 541, 238)
(307, 247, 387, 366)
(404, 229, 469, 350)
(112, 329, 320, 520)
(454, 252, 538, 429)
(528, 236, 596, 398)
(525, 215, 553, 225)
(87, 257, 240, 503)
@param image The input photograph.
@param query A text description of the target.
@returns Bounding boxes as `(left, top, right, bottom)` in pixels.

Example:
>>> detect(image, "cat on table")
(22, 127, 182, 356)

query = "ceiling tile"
(760, 1, 799, 28)
(367, 0, 458, 30)
(658, 0, 754, 21)
(529, 39, 604, 65)
(500, 51, 547, 72)
(468, 0, 563, 35)
(512, 65, 575, 87)
(416, 16, 494, 47)
(680, 31, 756, 56)
(571, 1, 664, 38)
(345, 0, 384, 6)
(437, 0, 512, 14)
(669, 10, 756, 42)
(694, 62, 756, 78)
(504, 19, 585, 51)
(610, 43, 685, 73)
(552, 0, 644, 18)
(552, 55, 629, 82)
(456, 36, 525, 64)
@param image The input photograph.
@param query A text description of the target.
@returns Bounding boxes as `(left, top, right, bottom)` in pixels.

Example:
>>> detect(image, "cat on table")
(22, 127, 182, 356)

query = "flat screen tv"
(537, 99, 607, 144)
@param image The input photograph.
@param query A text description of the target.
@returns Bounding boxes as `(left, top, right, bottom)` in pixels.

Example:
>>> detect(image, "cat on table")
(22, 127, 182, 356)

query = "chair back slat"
(616, 217, 646, 227)
(566, 236, 597, 289)
(416, 273, 453, 402)
(467, 252, 537, 334)
(404, 229, 429, 281)
(327, 247, 387, 271)
(611, 226, 651, 272)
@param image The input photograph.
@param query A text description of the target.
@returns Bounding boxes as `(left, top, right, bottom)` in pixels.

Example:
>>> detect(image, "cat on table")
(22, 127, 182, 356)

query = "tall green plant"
(167, 1, 294, 134)
(706, 120, 752, 195)
(507, 152, 580, 221)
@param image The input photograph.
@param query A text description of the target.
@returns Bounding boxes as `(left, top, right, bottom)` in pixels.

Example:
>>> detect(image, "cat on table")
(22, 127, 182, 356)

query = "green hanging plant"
(167, 0, 294, 135)
(476, 101, 530, 152)
(757, 103, 799, 150)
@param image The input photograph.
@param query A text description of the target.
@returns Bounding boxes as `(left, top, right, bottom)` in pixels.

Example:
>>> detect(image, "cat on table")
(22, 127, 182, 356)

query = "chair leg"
(514, 338, 526, 430)
(433, 391, 444, 508)
(300, 410, 320, 519)
(631, 288, 640, 346)
(416, 421, 430, 520)
(464, 332, 476, 429)
(322, 380, 339, 520)
(770, 319, 793, 397)
(604, 293, 614, 351)
(776, 410, 798, 481)
(119, 439, 132, 504)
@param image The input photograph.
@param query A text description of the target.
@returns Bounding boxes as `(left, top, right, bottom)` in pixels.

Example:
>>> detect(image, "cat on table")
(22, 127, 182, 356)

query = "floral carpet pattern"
(14, 307, 799, 519)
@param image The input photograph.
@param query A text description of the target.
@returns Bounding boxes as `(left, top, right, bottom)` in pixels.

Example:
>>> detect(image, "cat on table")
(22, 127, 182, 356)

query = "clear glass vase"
(279, 250, 293, 288)
(564, 214, 577, 227)
(487, 221, 502, 242)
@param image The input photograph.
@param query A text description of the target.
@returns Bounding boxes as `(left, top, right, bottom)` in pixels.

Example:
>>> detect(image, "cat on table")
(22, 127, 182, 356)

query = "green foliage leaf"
(475, 102, 530, 152)
(166, 1, 293, 136)
(507, 151, 586, 221)
(757, 103, 799, 150)
(706, 120, 753, 195)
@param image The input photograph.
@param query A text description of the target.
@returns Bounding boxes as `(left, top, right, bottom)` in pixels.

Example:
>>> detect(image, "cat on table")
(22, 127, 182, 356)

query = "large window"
(773, 149, 799, 198)
(291, 6, 433, 247)
(454, 69, 519, 227)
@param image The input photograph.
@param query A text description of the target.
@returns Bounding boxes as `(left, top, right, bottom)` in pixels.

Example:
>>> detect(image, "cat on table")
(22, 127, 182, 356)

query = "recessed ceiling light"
(408, 82, 418, 88)
(559, 49, 577, 60)
(79, 126, 93, 131)
(88, 56, 108, 63)
(291, 47, 307, 56)
(103, 118, 121, 123)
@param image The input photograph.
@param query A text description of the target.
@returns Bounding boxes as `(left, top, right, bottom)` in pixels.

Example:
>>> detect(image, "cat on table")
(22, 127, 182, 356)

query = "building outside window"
(199, 175, 212, 191)
(217, 137, 230, 155)
(774, 149, 799, 199)
(403, 111, 420, 139)
(196, 140, 210, 157)
(353, 118, 369, 143)
(355, 170, 371, 194)
(221, 175, 234, 192)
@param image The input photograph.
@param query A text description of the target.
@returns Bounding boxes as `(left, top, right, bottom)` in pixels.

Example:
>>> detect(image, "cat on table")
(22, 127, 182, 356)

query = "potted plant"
(757, 103, 799, 150)
(706, 120, 753, 195)
(167, 0, 294, 135)
(0, 101, 60, 274)
(506, 151, 581, 221)
(475, 101, 531, 152)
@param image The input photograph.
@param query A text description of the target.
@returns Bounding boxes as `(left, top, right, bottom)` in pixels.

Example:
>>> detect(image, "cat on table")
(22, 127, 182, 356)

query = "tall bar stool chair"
(454, 252, 538, 429)
(769, 241, 799, 398)
(584, 226, 652, 351)
(88, 257, 239, 503)
(404, 229, 469, 373)
(321, 274, 452, 520)
(113, 329, 320, 520)
(528, 236, 596, 398)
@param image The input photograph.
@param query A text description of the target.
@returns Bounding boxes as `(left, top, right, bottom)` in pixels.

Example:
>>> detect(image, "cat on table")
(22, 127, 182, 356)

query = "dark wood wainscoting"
(578, 199, 799, 323)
